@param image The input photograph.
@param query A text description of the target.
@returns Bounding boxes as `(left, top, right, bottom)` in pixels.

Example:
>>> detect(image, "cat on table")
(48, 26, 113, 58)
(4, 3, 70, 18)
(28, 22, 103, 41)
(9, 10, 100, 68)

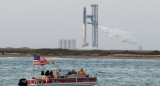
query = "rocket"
(83, 7, 87, 44)
(82, 7, 88, 47)
(83, 7, 87, 25)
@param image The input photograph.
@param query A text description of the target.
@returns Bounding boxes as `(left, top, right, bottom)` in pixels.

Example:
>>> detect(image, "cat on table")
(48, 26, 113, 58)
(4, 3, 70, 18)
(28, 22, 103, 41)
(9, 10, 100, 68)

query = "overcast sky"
(0, 0, 160, 50)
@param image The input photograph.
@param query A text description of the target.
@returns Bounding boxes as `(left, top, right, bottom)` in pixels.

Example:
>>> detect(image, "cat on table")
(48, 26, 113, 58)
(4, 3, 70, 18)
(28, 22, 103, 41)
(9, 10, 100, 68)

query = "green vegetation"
(0, 48, 160, 56)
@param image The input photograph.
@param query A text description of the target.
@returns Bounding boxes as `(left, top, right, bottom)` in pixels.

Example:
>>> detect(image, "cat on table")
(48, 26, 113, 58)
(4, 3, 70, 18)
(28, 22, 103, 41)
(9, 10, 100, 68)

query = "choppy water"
(0, 57, 160, 86)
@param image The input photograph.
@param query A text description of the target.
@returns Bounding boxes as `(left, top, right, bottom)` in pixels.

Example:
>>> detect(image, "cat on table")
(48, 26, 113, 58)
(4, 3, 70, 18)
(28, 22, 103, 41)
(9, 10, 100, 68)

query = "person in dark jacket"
(45, 70, 49, 76)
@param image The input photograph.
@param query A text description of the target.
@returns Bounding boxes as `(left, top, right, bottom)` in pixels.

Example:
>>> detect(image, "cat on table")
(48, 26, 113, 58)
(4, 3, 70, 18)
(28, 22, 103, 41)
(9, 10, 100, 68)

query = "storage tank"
(58, 40, 62, 49)
(66, 40, 71, 49)
(71, 40, 76, 50)
(62, 40, 66, 49)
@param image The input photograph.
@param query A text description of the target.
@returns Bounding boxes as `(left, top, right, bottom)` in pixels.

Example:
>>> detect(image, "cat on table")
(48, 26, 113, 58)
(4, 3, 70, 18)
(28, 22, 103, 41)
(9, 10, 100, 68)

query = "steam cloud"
(99, 26, 137, 45)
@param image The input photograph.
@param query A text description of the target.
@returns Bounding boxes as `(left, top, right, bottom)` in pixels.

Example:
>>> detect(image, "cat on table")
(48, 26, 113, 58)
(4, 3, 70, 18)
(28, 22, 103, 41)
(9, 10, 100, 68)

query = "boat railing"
(76, 75, 77, 83)
(27, 74, 97, 85)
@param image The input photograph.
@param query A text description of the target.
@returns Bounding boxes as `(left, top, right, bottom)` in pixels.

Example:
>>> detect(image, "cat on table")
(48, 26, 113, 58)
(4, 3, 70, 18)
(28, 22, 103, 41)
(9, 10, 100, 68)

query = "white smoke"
(99, 26, 137, 45)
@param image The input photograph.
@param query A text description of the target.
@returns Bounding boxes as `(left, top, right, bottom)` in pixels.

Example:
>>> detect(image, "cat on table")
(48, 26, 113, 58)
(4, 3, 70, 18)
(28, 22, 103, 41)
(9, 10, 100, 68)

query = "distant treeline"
(0, 48, 160, 56)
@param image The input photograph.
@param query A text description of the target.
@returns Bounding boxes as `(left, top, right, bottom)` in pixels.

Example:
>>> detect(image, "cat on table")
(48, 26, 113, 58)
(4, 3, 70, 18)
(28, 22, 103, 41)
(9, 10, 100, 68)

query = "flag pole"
(32, 54, 35, 76)
(33, 65, 34, 75)
(33, 58, 35, 76)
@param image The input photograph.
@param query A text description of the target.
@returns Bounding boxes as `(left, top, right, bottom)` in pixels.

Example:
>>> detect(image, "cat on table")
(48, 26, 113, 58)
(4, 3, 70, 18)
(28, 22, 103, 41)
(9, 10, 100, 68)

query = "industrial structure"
(138, 46, 142, 51)
(58, 39, 76, 50)
(82, 4, 98, 48)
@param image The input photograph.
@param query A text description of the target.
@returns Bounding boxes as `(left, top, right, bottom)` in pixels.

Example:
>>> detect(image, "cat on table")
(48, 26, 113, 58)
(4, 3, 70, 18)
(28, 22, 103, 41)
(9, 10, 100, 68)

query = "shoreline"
(0, 48, 160, 59)
(1, 54, 160, 59)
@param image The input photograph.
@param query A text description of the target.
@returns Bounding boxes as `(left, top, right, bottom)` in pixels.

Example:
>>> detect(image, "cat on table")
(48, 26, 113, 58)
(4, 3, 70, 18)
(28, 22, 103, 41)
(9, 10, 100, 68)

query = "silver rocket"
(82, 7, 88, 47)
(83, 7, 87, 44)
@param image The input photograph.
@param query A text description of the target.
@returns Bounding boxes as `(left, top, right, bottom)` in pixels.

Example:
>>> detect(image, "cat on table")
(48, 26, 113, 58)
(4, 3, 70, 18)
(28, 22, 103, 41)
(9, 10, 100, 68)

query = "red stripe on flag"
(33, 55, 49, 65)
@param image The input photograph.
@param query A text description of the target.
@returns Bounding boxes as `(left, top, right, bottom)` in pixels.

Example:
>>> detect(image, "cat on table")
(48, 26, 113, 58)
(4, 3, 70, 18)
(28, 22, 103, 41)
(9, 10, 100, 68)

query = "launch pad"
(82, 4, 98, 48)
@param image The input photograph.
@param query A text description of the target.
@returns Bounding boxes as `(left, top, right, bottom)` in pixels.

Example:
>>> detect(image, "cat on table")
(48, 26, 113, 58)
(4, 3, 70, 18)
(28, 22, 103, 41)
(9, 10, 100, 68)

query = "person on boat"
(71, 69, 77, 74)
(41, 71, 45, 75)
(39, 71, 46, 80)
(68, 69, 77, 75)
(78, 69, 86, 75)
(45, 70, 50, 76)
(53, 70, 59, 79)
(48, 71, 54, 78)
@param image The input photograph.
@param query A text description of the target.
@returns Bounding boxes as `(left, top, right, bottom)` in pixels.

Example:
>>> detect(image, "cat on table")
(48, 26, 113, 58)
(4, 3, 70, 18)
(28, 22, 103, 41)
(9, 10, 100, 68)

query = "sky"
(0, 0, 160, 50)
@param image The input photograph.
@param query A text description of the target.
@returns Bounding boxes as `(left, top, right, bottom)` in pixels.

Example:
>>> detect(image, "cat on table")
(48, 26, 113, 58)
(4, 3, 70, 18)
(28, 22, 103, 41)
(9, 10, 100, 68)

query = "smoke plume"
(99, 26, 137, 45)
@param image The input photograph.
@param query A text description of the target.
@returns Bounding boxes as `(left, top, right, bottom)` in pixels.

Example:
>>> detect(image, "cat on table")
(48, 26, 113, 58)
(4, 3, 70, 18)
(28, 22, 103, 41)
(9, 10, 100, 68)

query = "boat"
(18, 70, 99, 86)
(18, 55, 99, 86)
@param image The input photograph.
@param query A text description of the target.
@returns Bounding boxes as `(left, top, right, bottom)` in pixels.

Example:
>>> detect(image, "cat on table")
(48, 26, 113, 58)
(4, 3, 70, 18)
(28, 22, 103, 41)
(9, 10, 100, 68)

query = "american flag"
(33, 55, 49, 65)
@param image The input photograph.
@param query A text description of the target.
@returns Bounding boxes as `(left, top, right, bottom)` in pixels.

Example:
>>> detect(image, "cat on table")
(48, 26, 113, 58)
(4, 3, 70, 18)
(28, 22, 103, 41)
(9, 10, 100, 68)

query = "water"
(0, 57, 160, 86)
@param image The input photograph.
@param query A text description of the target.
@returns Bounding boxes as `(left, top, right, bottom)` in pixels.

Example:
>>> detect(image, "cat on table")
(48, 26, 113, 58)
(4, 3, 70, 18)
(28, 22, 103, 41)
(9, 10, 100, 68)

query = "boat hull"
(29, 82, 99, 86)
(27, 77, 99, 86)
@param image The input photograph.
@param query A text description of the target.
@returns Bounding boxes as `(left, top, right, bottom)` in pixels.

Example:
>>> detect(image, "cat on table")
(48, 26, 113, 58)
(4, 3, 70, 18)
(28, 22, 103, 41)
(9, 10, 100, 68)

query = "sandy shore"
(0, 53, 160, 59)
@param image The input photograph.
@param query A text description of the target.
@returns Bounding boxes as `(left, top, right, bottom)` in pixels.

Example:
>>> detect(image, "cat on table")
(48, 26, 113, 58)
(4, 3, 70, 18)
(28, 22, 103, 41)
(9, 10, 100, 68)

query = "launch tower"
(82, 4, 98, 48)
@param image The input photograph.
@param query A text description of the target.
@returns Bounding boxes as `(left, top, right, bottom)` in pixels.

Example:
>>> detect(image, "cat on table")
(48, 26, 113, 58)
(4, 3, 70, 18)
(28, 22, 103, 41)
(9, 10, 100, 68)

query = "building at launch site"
(58, 39, 76, 50)
(82, 4, 98, 48)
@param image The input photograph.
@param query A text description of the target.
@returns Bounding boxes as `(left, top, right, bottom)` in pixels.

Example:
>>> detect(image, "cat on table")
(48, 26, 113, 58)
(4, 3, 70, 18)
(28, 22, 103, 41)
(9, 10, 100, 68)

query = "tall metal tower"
(82, 4, 98, 48)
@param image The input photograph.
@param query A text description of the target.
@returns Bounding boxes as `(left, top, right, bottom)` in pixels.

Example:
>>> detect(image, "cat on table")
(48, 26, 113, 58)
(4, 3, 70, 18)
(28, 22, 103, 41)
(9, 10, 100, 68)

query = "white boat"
(18, 74, 99, 86)
(18, 55, 99, 86)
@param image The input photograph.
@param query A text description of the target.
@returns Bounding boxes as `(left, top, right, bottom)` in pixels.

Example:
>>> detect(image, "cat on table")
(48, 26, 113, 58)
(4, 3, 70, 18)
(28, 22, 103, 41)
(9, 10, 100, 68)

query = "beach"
(1, 53, 160, 59)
